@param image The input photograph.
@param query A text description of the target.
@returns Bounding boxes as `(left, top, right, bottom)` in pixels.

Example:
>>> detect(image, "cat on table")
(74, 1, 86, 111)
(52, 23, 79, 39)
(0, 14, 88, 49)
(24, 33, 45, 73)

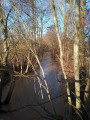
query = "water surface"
(0, 52, 65, 120)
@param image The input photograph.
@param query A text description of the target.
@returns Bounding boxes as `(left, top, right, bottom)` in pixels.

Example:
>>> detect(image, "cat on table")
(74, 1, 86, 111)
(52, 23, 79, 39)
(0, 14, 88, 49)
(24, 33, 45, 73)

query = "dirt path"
(0, 52, 65, 120)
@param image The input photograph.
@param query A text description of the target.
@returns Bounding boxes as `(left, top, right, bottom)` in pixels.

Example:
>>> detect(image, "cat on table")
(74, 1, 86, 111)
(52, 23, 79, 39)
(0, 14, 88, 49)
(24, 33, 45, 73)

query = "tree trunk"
(74, 0, 81, 118)
(40, 0, 43, 41)
(50, 0, 72, 119)
(0, 0, 8, 104)
(20, 61, 22, 74)
(79, 0, 86, 67)
(25, 52, 30, 73)
(84, 33, 90, 117)
(0, 0, 14, 105)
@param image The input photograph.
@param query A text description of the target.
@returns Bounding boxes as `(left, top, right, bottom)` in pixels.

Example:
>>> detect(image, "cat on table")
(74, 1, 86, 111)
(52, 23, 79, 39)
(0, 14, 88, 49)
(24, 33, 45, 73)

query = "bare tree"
(0, 0, 15, 104)
(50, 0, 72, 119)
(74, 0, 81, 119)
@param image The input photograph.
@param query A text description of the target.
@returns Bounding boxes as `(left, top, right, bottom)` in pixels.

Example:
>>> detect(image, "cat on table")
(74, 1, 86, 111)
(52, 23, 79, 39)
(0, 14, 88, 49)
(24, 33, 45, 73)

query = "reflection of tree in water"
(0, 65, 15, 105)
(0, 52, 65, 120)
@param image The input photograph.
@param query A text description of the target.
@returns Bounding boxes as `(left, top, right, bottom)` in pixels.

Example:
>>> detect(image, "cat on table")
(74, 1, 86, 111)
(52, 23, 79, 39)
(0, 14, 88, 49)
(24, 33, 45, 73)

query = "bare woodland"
(0, 0, 90, 120)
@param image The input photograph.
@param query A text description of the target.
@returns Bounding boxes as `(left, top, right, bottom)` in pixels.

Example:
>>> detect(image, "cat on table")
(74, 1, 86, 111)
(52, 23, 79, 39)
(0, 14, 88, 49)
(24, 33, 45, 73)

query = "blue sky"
(4, 0, 64, 35)
(2, 0, 90, 37)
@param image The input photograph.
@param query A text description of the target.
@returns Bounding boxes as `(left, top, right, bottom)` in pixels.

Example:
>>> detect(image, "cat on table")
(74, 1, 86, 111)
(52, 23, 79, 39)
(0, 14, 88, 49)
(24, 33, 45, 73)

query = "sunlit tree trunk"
(25, 52, 30, 73)
(74, 0, 81, 118)
(20, 61, 22, 74)
(50, 0, 72, 119)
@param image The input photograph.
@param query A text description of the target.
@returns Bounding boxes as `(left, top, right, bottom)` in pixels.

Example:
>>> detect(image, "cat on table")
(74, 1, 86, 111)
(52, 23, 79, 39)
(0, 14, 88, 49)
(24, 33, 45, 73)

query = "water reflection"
(0, 52, 64, 120)
(39, 52, 61, 98)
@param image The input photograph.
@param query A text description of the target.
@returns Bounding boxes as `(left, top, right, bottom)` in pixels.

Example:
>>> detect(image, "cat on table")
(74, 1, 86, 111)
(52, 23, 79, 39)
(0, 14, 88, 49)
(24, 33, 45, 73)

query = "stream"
(0, 52, 65, 120)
